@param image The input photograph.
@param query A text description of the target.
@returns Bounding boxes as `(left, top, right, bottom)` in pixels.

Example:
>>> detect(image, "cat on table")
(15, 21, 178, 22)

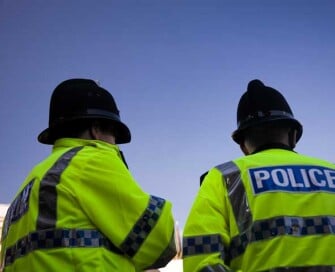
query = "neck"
(251, 142, 294, 154)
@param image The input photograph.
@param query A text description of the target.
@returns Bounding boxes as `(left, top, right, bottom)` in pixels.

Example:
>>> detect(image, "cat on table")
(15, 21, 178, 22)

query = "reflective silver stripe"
(229, 215, 335, 260)
(216, 161, 252, 232)
(4, 228, 122, 266)
(200, 264, 232, 272)
(183, 234, 225, 258)
(37, 147, 83, 229)
(120, 195, 165, 257)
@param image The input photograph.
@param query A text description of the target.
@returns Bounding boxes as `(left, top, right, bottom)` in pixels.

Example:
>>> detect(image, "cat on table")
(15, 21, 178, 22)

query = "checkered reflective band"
(120, 195, 165, 257)
(4, 228, 123, 266)
(183, 234, 225, 258)
(229, 215, 335, 261)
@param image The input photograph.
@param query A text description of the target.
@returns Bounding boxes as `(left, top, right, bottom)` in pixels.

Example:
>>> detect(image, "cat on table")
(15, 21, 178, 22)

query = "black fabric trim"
(145, 230, 177, 270)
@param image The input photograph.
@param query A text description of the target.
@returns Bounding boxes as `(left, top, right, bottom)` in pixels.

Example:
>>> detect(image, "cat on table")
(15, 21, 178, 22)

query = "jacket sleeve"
(74, 147, 176, 270)
(183, 168, 234, 272)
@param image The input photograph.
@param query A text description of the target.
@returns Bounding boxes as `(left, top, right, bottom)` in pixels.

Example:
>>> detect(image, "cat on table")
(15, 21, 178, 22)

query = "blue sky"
(1, 0, 335, 227)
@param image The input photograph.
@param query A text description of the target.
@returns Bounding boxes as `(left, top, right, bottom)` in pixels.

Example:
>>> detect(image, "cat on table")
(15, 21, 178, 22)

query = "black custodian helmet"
(232, 79, 303, 144)
(38, 78, 131, 144)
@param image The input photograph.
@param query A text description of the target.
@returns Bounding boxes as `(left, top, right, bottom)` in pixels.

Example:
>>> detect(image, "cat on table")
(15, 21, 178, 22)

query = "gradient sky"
(1, 0, 335, 228)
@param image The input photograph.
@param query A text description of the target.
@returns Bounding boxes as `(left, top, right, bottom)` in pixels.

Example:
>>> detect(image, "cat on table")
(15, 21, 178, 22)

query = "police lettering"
(2, 179, 34, 238)
(249, 165, 335, 194)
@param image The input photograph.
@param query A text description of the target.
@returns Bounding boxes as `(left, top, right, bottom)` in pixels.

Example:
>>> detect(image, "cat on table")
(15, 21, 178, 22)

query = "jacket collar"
(251, 143, 294, 155)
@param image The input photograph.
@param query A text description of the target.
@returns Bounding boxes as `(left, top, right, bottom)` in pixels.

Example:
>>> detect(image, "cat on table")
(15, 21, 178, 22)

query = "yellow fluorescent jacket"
(0, 138, 176, 271)
(183, 149, 335, 272)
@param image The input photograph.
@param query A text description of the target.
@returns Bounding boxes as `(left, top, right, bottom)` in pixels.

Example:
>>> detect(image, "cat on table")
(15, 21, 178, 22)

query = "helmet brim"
(232, 117, 303, 145)
(38, 117, 131, 145)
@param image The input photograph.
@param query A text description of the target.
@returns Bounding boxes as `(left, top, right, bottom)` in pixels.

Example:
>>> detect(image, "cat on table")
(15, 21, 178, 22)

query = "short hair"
(243, 120, 291, 147)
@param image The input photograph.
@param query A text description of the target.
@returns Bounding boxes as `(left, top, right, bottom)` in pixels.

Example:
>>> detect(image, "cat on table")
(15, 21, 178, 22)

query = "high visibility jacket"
(1, 138, 176, 271)
(183, 148, 335, 272)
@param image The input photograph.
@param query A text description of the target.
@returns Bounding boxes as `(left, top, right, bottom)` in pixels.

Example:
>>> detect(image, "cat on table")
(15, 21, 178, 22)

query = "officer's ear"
(288, 128, 298, 149)
(237, 133, 250, 155)
(89, 124, 99, 140)
(240, 140, 251, 155)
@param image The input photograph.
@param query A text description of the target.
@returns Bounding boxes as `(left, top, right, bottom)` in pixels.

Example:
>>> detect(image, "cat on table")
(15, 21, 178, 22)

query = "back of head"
(38, 78, 131, 144)
(242, 121, 293, 149)
(232, 79, 303, 146)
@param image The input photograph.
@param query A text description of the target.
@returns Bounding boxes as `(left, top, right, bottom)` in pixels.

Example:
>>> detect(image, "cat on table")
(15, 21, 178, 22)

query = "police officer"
(0, 79, 176, 271)
(183, 80, 335, 271)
